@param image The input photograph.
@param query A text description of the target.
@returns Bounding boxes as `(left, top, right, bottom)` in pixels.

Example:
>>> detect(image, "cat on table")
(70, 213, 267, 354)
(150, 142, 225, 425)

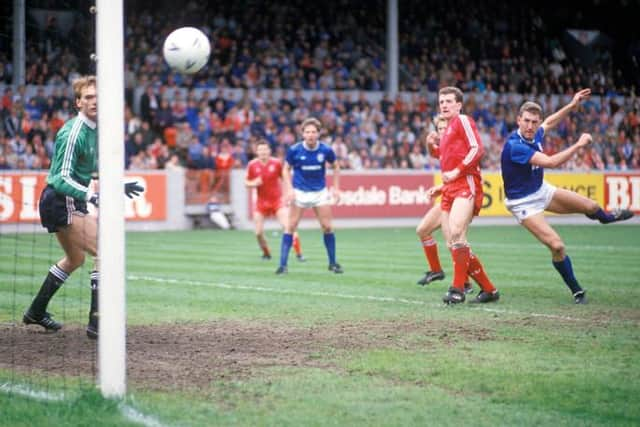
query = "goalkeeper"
(22, 75, 144, 339)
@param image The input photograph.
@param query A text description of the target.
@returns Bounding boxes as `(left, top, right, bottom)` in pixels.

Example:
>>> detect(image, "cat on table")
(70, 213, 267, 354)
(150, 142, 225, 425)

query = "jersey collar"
(516, 129, 534, 144)
(302, 140, 320, 151)
(78, 112, 97, 129)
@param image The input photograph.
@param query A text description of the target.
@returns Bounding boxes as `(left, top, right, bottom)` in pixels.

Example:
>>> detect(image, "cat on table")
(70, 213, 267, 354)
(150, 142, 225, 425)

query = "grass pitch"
(1, 224, 639, 426)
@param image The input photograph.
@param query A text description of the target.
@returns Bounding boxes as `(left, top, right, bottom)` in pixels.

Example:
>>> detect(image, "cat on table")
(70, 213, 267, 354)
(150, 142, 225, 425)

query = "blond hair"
(433, 115, 448, 129)
(72, 75, 96, 101)
(518, 101, 543, 119)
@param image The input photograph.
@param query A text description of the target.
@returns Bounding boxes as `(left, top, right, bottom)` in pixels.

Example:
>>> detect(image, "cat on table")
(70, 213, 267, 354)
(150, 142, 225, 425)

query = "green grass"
(1, 225, 640, 426)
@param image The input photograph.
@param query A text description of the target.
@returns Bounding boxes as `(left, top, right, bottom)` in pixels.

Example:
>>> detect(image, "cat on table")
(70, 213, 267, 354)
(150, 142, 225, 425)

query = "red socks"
(468, 251, 496, 293)
(421, 237, 442, 272)
(293, 233, 302, 256)
(450, 245, 470, 290)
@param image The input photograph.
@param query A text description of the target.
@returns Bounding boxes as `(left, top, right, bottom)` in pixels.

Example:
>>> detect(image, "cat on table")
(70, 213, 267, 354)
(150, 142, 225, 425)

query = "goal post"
(96, 0, 126, 398)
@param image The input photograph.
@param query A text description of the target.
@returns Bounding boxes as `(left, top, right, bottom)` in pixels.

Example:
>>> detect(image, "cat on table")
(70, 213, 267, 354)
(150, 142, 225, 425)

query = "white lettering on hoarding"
(388, 185, 430, 205)
(0, 177, 14, 221)
(18, 176, 39, 220)
(337, 186, 386, 206)
(606, 176, 640, 210)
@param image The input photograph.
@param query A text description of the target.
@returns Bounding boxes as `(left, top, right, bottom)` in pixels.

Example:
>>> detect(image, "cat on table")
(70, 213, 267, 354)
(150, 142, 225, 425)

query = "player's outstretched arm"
(541, 88, 591, 132)
(530, 133, 592, 169)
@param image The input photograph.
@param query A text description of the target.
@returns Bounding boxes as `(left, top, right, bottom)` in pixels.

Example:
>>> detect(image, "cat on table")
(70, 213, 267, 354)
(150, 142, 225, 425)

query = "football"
(162, 27, 211, 74)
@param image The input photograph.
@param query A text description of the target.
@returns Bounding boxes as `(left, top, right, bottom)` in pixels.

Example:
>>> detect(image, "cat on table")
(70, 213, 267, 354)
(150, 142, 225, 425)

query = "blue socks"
(552, 255, 582, 294)
(586, 208, 616, 224)
(323, 232, 336, 265)
(279, 233, 293, 267)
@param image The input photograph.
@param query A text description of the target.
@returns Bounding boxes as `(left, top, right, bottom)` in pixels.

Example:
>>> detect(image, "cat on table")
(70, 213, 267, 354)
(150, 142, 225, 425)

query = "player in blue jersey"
(276, 117, 342, 274)
(501, 88, 633, 304)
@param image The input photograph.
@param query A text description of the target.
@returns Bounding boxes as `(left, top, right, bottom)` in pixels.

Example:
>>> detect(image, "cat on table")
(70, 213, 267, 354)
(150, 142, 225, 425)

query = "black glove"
(124, 181, 144, 199)
(88, 193, 99, 207)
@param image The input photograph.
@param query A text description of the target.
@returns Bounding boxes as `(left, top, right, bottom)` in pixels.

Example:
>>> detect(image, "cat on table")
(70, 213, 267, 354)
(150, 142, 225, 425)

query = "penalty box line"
(128, 274, 584, 322)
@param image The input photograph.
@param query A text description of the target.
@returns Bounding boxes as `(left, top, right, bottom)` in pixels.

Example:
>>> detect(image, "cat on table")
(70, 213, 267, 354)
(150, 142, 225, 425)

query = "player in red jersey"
(416, 115, 472, 293)
(434, 86, 499, 304)
(246, 140, 304, 261)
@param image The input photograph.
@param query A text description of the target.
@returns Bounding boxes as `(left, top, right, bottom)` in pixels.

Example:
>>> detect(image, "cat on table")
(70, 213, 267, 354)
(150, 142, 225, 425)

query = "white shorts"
(294, 188, 332, 208)
(505, 182, 557, 223)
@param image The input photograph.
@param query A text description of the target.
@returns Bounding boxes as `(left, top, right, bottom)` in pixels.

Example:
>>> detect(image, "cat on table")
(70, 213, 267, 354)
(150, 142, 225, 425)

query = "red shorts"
(440, 175, 483, 216)
(256, 198, 284, 217)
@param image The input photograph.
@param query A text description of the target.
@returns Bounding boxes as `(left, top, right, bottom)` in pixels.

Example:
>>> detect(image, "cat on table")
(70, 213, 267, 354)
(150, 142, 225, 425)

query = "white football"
(162, 27, 211, 74)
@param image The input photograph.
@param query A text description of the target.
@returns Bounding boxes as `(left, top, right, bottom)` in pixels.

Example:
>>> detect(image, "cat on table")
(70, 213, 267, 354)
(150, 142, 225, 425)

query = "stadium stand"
(1, 0, 639, 204)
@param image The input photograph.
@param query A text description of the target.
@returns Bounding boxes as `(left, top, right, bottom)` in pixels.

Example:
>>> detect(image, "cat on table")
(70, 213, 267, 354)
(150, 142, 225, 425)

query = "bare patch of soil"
(0, 319, 492, 390)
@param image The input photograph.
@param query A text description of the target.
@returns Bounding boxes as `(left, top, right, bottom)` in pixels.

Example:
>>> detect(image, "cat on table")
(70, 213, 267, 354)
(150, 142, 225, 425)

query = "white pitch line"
(128, 274, 584, 322)
(0, 382, 169, 427)
(0, 382, 67, 401)
(120, 403, 170, 427)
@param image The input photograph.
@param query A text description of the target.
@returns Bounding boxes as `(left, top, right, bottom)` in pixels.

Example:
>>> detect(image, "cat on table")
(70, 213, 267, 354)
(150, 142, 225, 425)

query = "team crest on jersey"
(300, 155, 306, 160)
(268, 165, 275, 172)
(317, 153, 324, 162)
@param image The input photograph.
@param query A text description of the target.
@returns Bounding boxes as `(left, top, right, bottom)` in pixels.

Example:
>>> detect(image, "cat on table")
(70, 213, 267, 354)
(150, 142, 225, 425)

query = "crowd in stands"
(1, 0, 639, 186)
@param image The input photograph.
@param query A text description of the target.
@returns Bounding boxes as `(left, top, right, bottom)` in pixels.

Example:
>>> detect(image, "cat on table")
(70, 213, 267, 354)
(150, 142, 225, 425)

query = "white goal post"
(96, 0, 126, 398)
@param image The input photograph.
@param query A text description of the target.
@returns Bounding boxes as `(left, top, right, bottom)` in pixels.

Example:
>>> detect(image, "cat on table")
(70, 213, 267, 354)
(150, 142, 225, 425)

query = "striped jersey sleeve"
(455, 114, 484, 174)
(47, 118, 92, 200)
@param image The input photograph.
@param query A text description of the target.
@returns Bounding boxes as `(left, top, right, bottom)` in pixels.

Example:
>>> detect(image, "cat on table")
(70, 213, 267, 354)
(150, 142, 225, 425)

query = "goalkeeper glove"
(124, 181, 144, 198)
(88, 193, 99, 207)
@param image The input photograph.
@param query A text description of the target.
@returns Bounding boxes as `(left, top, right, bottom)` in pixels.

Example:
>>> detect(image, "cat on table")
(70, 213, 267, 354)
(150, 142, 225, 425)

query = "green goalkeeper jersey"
(47, 112, 97, 201)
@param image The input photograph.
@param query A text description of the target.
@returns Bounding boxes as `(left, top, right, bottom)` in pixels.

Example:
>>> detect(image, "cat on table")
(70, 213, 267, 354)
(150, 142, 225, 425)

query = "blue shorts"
(39, 186, 88, 233)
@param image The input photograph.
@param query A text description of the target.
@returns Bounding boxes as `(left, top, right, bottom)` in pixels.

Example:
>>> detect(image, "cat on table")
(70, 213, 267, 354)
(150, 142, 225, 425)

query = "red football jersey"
(246, 157, 283, 202)
(439, 114, 484, 180)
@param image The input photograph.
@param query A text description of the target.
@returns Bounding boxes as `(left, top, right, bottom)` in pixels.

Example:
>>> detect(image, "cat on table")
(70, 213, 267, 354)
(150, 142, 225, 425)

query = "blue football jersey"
(501, 127, 545, 199)
(286, 141, 336, 192)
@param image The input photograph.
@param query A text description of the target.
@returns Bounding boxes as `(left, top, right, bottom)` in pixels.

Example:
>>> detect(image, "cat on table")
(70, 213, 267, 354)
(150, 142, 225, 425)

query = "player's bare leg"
(522, 212, 586, 303)
(59, 214, 101, 338)
(24, 214, 98, 332)
(278, 206, 304, 261)
(416, 205, 445, 285)
(314, 204, 342, 273)
(548, 188, 634, 223)
(253, 212, 271, 259)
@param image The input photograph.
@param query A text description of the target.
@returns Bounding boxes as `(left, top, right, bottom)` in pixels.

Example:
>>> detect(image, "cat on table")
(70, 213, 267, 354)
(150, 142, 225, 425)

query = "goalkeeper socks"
(586, 208, 616, 224)
(323, 232, 337, 265)
(279, 233, 293, 267)
(29, 264, 68, 316)
(552, 255, 583, 294)
(421, 236, 442, 272)
(89, 271, 99, 317)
